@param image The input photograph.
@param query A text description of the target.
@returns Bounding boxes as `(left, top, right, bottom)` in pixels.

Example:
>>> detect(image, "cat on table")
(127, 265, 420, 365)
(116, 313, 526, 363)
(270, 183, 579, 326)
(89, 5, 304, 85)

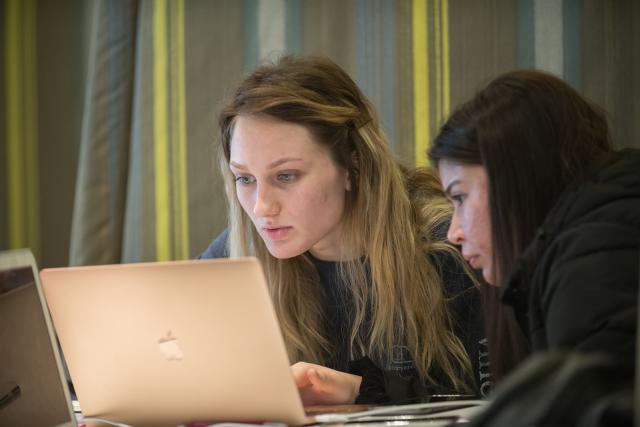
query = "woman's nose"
(447, 217, 464, 245)
(253, 184, 279, 217)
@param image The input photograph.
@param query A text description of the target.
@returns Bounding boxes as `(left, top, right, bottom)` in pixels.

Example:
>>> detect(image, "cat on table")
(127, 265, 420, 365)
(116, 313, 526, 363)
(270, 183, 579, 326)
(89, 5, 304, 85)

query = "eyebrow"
(444, 180, 460, 197)
(229, 157, 304, 170)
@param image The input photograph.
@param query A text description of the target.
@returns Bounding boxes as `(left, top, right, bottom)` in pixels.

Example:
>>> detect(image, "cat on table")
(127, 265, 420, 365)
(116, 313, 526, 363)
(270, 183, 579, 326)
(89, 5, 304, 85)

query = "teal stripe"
(105, 0, 130, 226)
(285, 0, 301, 54)
(244, 0, 258, 72)
(382, 0, 395, 144)
(563, 0, 582, 89)
(517, 0, 535, 69)
(355, 0, 396, 147)
(355, 0, 370, 90)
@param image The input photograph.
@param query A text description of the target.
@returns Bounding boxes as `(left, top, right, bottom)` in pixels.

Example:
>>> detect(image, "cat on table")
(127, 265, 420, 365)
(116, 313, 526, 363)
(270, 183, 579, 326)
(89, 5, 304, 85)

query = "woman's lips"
(465, 255, 480, 269)
(263, 226, 292, 241)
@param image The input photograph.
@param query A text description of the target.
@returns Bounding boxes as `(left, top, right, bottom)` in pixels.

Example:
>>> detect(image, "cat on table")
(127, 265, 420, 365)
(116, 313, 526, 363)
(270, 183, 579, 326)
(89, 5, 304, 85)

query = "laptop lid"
(0, 249, 77, 427)
(40, 258, 310, 427)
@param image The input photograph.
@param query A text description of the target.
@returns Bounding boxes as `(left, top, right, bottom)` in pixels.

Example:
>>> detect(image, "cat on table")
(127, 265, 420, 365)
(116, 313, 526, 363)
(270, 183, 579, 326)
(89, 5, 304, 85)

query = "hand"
(291, 362, 362, 406)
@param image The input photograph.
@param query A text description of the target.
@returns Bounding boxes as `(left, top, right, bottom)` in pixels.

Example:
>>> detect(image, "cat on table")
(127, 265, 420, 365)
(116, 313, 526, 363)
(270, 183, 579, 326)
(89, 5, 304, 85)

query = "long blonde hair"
(218, 56, 472, 391)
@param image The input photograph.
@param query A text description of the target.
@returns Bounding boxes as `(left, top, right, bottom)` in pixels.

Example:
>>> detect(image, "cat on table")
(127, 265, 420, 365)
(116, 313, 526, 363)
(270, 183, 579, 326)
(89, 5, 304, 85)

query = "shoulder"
(517, 149, 640, 294)
(544, 149, 640, 237)
(198, 229, 230, 259)
(428, 248, 475, 297)
(537, 150, 640, 277)
(520, 151, 640, 352)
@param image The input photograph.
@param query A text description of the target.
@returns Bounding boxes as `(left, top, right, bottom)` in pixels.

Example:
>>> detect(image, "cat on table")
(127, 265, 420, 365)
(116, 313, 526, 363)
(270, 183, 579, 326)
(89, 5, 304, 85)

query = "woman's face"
(229, 115, 351, 261)
(438, 160, 497, 285)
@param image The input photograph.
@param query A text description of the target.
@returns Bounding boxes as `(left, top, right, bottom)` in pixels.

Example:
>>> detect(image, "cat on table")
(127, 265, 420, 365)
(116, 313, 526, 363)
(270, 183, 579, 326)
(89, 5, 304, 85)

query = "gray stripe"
(534, 0, 563, 76)
(243, 0, 258, 72)
(355, 0, 396, 148)
(562, 0, 582, 89)
(517, 0, 535, 69)
(122, 0, 148, 263)
(258, 0, 286, 61)
(356, 0, 370, 90)
(285, 0, 301, 54)
(382, 0, 396, 145)
(71, 0, 138, 265)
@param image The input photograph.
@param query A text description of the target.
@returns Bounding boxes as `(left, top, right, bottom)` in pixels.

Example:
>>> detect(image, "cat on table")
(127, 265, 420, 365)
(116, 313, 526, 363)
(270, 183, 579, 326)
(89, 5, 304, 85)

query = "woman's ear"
(345, 150, 358, 191)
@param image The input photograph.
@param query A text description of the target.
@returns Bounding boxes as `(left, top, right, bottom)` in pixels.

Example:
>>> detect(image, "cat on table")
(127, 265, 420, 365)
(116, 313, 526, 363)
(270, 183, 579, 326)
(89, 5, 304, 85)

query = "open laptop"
(0, 249, 77, 427)
(40, 258, 312, 427)
(40, 257, 487, 427)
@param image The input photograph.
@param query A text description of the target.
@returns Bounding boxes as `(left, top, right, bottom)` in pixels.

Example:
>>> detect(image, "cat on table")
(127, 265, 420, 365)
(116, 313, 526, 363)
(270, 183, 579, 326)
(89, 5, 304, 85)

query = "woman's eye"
(277, 172, 297, 183)
(451, 194, 465, 206)
(235, 175, 255, 185)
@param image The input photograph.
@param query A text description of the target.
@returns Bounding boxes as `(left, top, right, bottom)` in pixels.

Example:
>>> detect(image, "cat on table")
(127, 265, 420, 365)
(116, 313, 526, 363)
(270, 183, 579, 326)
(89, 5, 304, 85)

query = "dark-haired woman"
(430, 69, 638, 423)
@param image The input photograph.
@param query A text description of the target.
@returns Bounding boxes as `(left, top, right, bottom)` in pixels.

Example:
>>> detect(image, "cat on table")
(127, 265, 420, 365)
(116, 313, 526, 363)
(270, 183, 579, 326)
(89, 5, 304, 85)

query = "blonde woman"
(200, 56, 486, 405)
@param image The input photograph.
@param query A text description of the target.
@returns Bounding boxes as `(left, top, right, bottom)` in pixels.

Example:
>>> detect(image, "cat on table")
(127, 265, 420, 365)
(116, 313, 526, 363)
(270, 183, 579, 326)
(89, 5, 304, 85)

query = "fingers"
(291, 363, 361, 406)
(292, 362, 329, 389)
(291, 362, 313, 387)
(306, 367, 328, 389)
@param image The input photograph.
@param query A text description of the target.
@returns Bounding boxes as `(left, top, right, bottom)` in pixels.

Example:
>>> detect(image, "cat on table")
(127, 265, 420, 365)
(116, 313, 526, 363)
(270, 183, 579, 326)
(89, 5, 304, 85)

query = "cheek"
(306, 174, 345, 206)
(235, 187, 255, 216)
(320, 182, 347, 212)
(477, 200, 492, 251)
(462, 203, 489, 248)
(469, 204, 493, 256)
(295, 190, 332, 215)
(294, 182, 346, 224)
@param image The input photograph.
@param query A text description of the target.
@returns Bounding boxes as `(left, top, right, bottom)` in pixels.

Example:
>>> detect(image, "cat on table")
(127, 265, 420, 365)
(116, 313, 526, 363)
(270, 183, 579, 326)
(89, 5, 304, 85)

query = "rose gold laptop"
(0, 249, 77, 427)
(40, 258, 313, 427)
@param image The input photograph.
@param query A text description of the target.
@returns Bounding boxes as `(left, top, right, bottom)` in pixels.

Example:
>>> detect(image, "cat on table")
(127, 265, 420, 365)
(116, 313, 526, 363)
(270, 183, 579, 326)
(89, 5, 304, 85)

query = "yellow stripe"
(154, 0, 171, 261)
(171, 0, 189, 259)
(169, 1, 178, 258)
(24, 0, 39, 257)
(434, 0, 442, 128)
(5, 0, 39, 254)
(176, 0, 189, 259)
(6, 0, 25, 248)
(442, 0, 450, 118)
(413, 0, 429, 166)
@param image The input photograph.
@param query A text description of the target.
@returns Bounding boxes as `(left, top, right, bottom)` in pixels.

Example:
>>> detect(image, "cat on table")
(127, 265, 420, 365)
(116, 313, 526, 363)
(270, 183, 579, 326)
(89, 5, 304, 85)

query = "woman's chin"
(482, 269, 498, 286)
(265, 243, 306, 260)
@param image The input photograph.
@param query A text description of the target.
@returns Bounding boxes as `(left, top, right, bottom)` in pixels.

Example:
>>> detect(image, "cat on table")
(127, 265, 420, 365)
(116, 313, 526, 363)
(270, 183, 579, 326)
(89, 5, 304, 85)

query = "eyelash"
(277, 172, 297, 183)
(450, 194, 465, 206)
(234, 172, 298, 185)
(235, 176, 255, 185)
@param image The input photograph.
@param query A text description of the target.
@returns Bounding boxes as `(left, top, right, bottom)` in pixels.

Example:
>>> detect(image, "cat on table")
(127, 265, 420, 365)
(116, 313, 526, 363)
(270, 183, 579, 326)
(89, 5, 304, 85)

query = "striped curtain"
(69, 0, 137, 265)
(69, 0, 236, 264)
(69, 0, 457, 264)
(2, 0, 635, 266)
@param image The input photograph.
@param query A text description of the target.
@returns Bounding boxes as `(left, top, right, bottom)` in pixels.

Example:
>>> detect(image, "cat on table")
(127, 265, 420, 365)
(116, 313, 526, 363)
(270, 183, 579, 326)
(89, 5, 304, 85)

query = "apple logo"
(158, 331, 184, 361)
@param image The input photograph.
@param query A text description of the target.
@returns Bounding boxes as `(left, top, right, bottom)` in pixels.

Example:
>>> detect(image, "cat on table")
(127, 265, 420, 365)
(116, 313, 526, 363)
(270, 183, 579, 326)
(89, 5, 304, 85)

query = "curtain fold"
(71, 0, 241, 264)
(70, 0, 138, 265)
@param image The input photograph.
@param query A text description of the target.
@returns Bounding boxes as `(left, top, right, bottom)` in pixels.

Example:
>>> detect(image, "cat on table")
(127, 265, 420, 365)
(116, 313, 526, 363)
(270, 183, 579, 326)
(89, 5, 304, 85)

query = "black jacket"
(469, 150, 640, 427)
(501, 149, 640, 369)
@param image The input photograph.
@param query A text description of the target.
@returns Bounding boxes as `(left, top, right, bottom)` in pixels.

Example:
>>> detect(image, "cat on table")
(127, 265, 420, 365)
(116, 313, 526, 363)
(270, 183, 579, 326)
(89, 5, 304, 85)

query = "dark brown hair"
(429, 70, 613, 381)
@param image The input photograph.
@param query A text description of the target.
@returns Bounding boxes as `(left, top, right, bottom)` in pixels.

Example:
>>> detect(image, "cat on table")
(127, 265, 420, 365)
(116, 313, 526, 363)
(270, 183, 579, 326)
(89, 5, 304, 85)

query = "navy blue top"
(199, 230, 487, 402)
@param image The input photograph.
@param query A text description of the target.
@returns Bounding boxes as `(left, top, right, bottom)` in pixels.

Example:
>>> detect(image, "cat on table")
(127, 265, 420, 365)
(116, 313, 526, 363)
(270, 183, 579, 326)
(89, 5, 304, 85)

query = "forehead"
(438, 159, 486, 187)
(229, 115, 326, 160)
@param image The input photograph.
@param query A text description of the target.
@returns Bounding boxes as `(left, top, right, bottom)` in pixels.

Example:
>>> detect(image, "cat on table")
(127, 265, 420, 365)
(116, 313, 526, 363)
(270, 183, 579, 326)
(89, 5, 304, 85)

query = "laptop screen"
(0, 250, 76, 427)
(41, 258, 310, 426)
